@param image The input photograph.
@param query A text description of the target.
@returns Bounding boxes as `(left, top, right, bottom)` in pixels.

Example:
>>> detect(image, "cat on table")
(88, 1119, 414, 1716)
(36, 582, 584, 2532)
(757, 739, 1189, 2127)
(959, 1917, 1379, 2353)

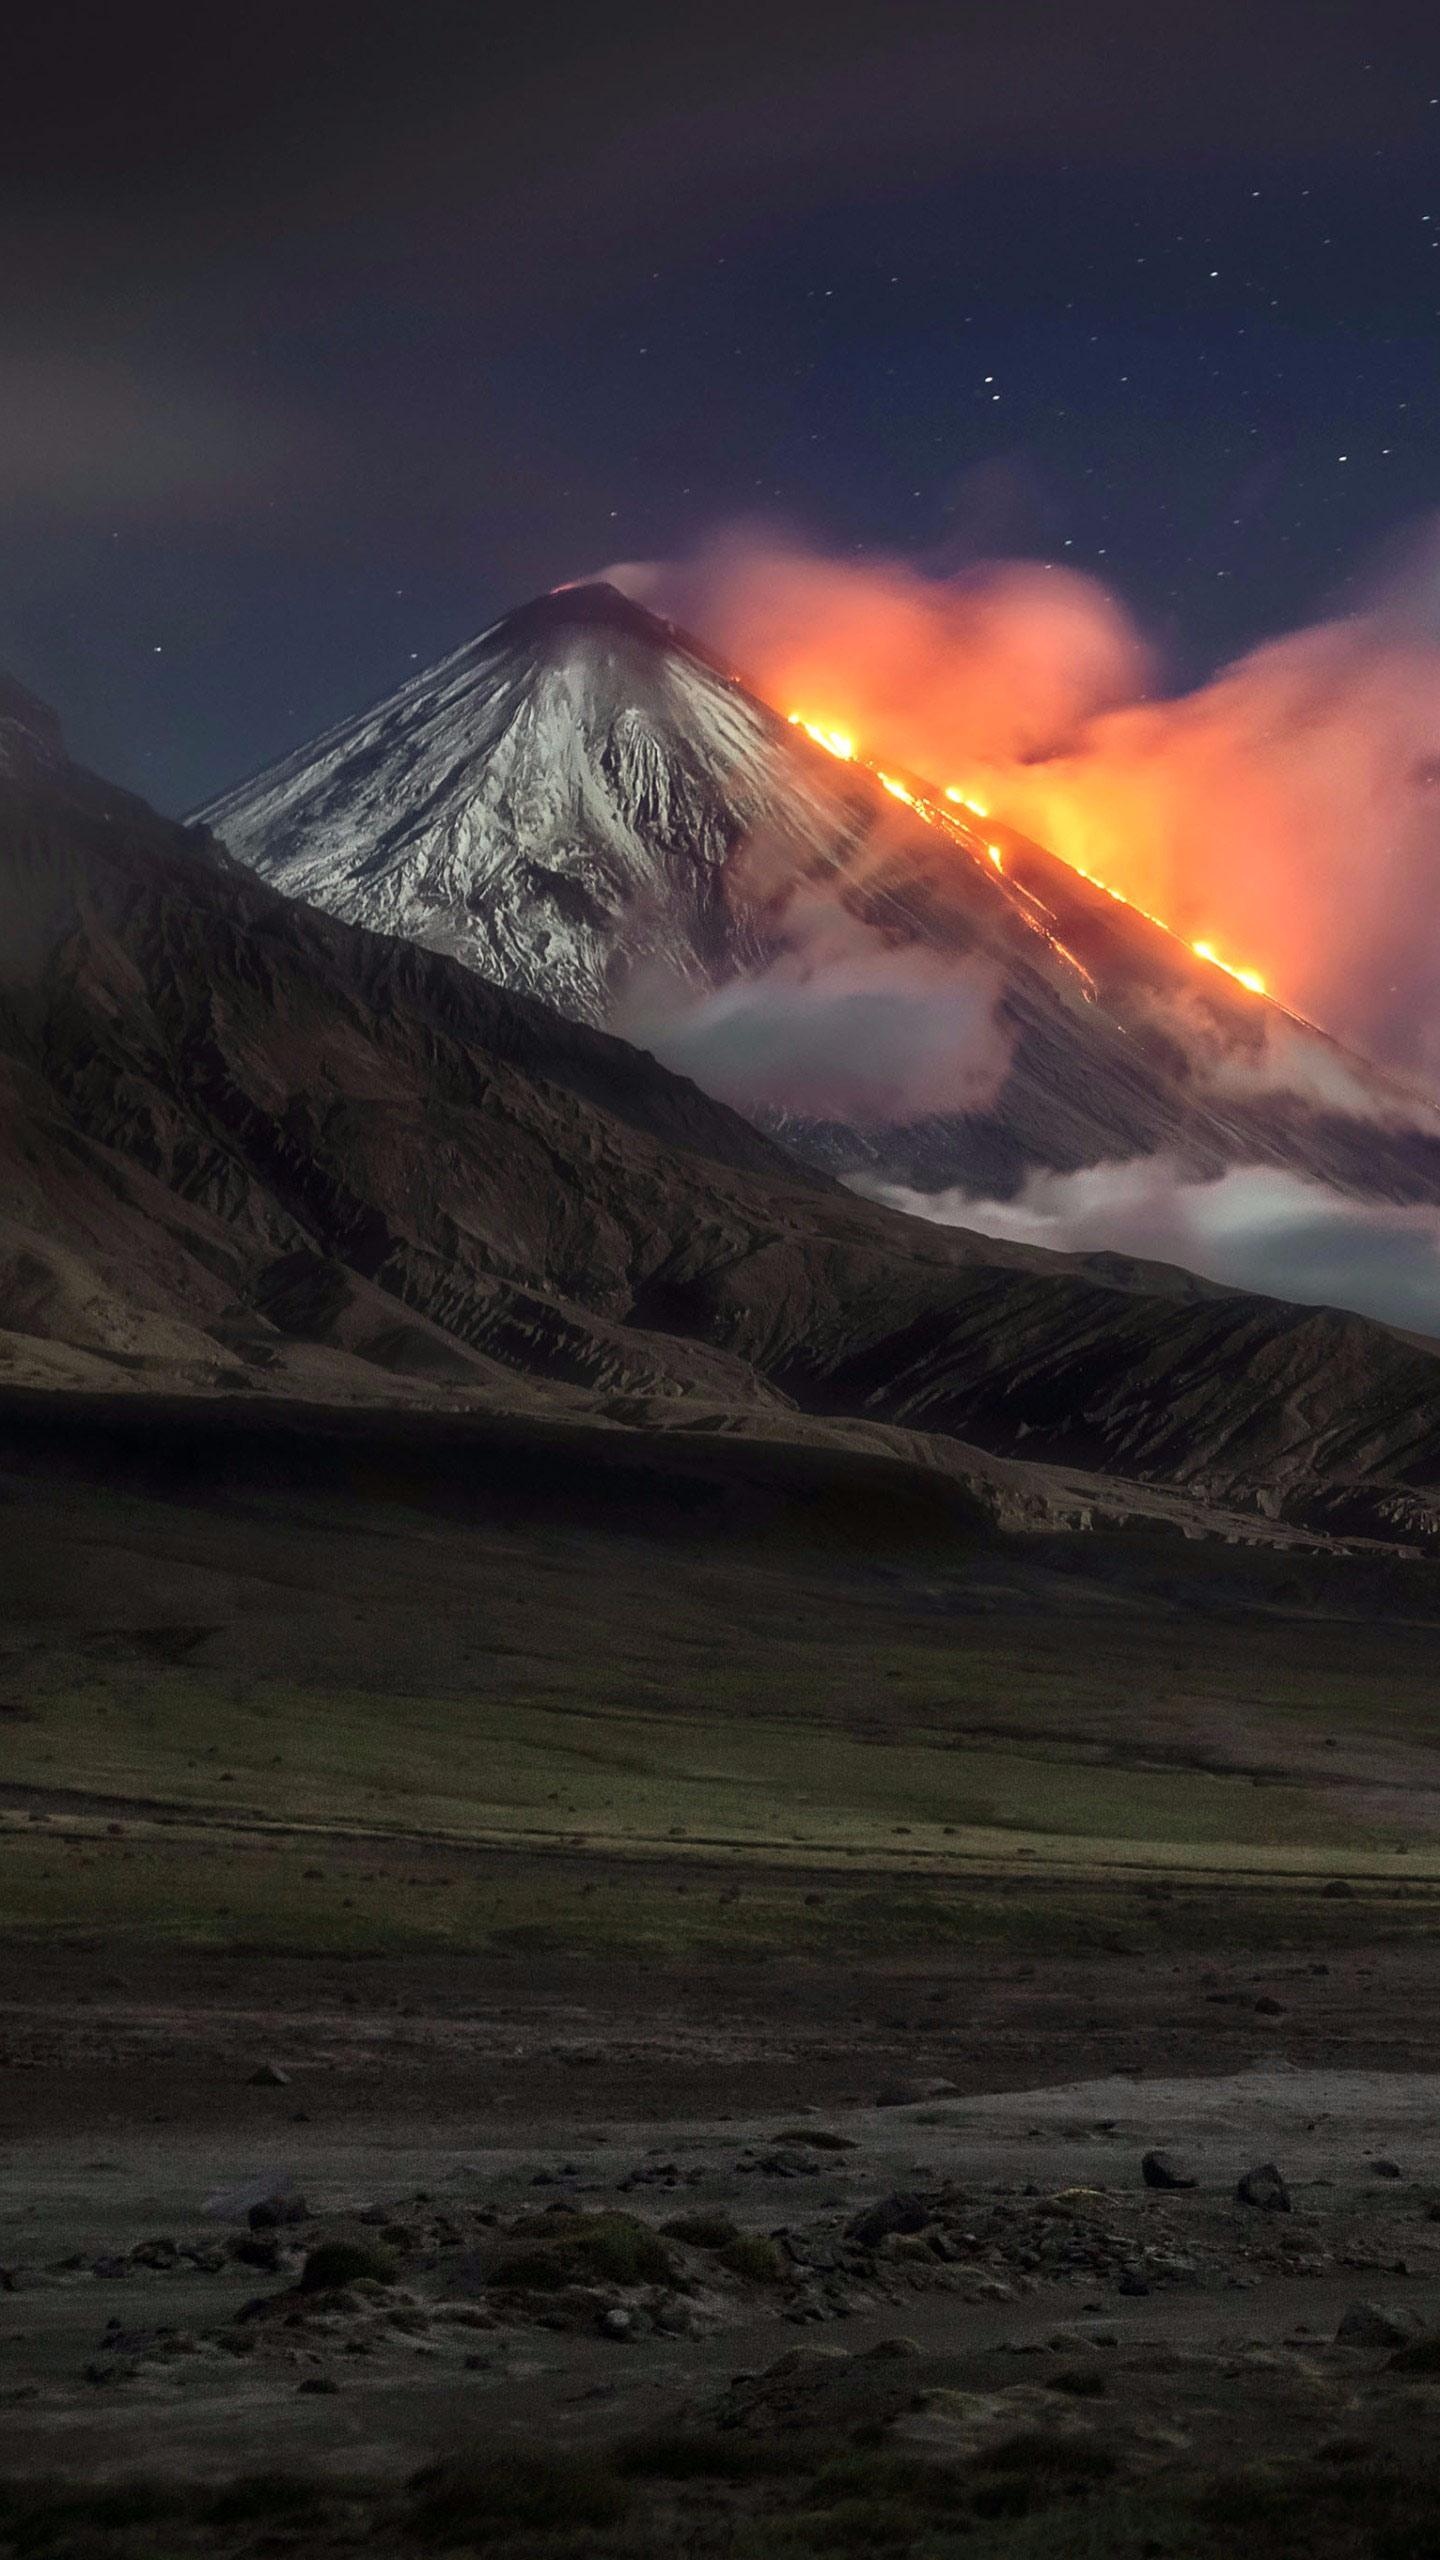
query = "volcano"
(199, 583, 1440, 1212)
(6, 671, 1440, 1551)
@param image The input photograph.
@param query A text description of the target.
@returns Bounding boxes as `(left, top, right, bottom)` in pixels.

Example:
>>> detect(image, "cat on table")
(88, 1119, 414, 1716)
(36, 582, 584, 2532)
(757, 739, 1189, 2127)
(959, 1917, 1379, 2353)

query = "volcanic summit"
(200, 583, 1440, 1210)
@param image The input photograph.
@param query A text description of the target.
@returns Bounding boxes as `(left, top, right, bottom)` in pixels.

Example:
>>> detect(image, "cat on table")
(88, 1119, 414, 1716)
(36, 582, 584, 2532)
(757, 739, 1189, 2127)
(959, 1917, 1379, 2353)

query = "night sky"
(4, 0, 1439, 812)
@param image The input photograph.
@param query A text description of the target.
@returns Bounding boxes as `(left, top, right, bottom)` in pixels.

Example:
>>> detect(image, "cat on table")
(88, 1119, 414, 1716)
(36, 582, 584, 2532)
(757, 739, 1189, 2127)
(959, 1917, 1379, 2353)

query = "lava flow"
(787, 710, 1270, 1003)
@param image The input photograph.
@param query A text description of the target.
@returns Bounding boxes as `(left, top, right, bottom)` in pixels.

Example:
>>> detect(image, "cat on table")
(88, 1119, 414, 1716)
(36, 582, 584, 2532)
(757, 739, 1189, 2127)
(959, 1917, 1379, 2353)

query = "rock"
(1370, 2160, 1404, 2180)
(299, 2242, 398, 2293)
(1336, 2302, 1422, 2349)
(1117, 2272, 1150, 2297)
(599, 2307, 635, 2340)
(847, 2194, 932, 2248)
(1236, 2164, 1291, 2213)
(1322, 1880, 1355, 1898)
(247, 2063, 290, 2088)
(296, 2374, 339, 2393)
(228, 2235, 282, 2271)
(874, 2078, 959, 2107)
(128, 2238, 180, 2269)
(863, 2335, 922, 2358)
(1253, 1996, 1285, 2016)
(1141, 2150, 1197, 2190)
(249, 2194, 309, 2230)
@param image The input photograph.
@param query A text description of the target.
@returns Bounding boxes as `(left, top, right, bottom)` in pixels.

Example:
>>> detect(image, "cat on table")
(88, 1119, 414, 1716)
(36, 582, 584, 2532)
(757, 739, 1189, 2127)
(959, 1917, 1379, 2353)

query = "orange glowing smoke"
(614, 527, 1440, 1076)
(787, 708, 1269, 1002)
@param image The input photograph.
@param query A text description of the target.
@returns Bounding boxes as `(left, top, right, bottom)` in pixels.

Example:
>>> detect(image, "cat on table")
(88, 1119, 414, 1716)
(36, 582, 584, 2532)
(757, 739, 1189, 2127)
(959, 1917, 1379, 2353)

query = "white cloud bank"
(858, 1156, 1440, 1339)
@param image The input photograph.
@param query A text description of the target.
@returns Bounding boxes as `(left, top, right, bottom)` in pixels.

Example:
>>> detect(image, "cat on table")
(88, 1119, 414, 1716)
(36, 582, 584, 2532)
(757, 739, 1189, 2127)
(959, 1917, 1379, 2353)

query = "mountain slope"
(200, 582, 1440, 1212)
(198, 583, 840, 1025)
(6, 681, 1440, 1549)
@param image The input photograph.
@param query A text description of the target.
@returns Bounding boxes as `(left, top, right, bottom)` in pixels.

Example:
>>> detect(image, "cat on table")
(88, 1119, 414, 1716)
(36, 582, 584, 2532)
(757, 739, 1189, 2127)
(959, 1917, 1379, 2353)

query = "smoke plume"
(613, 521, 1440, 1079)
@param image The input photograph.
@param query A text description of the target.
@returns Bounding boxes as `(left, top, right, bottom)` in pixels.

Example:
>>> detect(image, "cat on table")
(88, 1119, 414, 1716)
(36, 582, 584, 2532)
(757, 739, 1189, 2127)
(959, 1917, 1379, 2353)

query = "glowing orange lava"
(787, 708, 1270, 1004)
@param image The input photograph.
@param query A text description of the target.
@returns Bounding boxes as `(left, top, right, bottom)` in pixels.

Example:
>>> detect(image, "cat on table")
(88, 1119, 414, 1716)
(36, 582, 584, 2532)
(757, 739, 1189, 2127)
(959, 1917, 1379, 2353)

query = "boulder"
(1141, 2150, 1197, 2191)
(249, 2193, 309, 2230)
(1336, 2302, 1422, 2349)
(1236, 2163, 1291, 2212)
(847, 2194, 932, 2248)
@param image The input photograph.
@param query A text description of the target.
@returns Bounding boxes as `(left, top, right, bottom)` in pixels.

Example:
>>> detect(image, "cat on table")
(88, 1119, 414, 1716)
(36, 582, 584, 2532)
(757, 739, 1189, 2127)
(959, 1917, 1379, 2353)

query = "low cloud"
(858, 1157, 1440, 1338)
(0, 349, 313, 520)
(619, 894, 1014, 1126)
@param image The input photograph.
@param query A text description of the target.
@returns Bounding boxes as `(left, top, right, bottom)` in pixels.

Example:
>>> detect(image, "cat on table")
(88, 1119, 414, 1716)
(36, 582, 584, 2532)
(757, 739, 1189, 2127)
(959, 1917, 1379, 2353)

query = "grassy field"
(4, 1452, 1440, 1961)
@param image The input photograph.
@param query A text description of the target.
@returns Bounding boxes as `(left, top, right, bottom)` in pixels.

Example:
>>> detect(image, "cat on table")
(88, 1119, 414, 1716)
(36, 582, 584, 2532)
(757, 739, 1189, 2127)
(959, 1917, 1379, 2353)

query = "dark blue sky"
(3, 0, 1438, 810)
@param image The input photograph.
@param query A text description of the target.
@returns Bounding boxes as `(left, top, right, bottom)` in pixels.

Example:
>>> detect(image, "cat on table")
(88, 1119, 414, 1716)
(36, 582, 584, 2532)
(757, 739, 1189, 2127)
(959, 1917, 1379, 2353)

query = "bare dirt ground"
(7, 1445, 1440, 2551)
(8, 1939, 1440, 2505)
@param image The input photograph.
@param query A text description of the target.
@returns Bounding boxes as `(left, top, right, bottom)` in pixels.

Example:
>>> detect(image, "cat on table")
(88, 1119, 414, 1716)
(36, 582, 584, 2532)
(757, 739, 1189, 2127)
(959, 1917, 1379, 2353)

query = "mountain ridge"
(5, 691, 1440, 1555)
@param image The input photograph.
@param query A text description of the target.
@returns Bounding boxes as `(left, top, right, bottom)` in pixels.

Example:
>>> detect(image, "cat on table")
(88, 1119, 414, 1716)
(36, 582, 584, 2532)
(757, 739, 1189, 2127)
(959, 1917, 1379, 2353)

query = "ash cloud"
(614, 524, 1149, 768)
(613, 519, 1440, 1085)
(861, 1158, 1440, 1340)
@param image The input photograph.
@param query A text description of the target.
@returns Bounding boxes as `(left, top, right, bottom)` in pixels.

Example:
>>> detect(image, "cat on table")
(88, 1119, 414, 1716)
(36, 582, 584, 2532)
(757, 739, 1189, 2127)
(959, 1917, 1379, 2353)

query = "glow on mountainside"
(787, 709, 1270, 1004)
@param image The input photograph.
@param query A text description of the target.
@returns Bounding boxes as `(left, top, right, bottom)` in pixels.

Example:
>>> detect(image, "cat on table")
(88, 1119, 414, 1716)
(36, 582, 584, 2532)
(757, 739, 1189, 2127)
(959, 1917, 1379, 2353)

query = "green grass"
(7, 1477, 1440, 1961)
(487, 2211, 675, 2292)
(298, 2239, 398, 2291)
(4, 1819, 1433, 1962)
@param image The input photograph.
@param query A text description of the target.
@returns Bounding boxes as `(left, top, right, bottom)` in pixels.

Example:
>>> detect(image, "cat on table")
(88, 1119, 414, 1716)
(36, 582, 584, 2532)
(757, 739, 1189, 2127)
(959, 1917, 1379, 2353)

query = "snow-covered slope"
(200, 582, 1440, 1212)
(200, 584, 854, 1025)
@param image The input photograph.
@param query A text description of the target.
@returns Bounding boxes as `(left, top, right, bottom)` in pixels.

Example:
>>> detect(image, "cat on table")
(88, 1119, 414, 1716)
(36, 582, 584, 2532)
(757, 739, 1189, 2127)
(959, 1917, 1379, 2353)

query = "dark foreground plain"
(7, 1406, 1440, 2557)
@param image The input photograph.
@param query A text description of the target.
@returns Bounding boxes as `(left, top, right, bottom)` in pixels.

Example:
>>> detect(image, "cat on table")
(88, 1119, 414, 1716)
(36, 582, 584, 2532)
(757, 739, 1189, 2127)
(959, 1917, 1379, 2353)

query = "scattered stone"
(297, 2374, 339, 2394)
(1117, 2272, 1151, 2297)
(229, 2234, 283, 2272)
(1253, 1996, 1285, 2016)
(1236, 2164, 1291, 2213)
(1336, 2302, 1423, 2349)
(1141, 2150, 1197, 2191)
(847, 2194, 931, 2247)
(247, 2063, 290, 2088)
(599, 2307, 635, 2340)
(128, 2237, 181, 2269)
(1322, 1880, 1355, 1898)
(299, 2242, 398, 2293)
(249, 2194, 309, 2230)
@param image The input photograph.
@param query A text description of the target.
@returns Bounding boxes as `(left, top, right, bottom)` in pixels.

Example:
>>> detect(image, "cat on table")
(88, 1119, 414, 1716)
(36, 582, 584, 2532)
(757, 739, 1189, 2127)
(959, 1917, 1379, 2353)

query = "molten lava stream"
(786, 708, 1277, 1011)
